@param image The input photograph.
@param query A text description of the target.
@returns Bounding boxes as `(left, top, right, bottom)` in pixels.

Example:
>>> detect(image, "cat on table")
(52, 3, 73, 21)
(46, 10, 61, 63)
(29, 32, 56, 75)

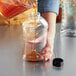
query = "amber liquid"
(24, 2, 42, 61)
(0, 2, 31, 18)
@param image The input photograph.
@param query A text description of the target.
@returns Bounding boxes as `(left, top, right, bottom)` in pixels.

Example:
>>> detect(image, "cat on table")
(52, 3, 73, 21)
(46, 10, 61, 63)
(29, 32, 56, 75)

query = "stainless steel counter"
(0, 24, 76, 76)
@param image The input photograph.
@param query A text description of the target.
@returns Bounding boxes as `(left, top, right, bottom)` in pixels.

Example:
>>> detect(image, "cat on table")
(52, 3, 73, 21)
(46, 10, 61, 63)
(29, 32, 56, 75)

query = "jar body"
(61, 1, 76, 37)
(22, 13, 48, 61)
(0, 0, 32, 18)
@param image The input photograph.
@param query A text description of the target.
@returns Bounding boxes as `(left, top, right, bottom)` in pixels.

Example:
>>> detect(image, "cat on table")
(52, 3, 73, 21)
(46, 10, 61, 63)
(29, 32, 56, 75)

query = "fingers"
(42, 47, 53, 54)
(28, 38, 41, 44)
(41, 48, 53, 62)
(28, 34, 45, 44)
(41, 53, 52, 61)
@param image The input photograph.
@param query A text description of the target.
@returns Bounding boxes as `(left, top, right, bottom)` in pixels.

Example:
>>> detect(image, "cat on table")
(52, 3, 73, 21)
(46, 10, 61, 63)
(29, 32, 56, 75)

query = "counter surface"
(0, 24, 76, 76)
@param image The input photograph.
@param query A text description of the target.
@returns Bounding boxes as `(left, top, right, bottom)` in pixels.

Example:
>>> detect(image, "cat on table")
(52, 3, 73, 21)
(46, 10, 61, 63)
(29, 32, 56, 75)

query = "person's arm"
(38, 0, 60, 61)
(41, 12, 56, 50)
(40, 12, 56, 61)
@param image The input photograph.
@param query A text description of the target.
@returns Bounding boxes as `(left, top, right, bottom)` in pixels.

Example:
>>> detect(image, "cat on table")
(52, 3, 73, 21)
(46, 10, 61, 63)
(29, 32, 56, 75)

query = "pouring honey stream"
(23, 0, 41, 61)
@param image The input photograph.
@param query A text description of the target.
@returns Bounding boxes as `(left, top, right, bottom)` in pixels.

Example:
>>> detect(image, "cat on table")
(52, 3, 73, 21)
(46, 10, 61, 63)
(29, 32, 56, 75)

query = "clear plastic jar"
(0, 0, 33, 18)
(22, 13, 48, 61)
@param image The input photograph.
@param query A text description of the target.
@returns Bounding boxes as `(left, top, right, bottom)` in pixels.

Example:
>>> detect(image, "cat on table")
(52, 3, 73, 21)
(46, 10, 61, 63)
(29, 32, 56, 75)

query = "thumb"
(28, 34, 45, 44)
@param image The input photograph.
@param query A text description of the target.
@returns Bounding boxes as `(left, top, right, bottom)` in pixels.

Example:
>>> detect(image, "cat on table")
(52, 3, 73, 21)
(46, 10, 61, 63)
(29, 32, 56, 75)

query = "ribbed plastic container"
(22, 12, 48, 61)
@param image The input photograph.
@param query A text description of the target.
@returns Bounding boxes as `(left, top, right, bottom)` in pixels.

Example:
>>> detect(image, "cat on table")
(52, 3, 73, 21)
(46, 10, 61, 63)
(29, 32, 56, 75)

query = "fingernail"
(41, 56, 44, 60)
(48, 58, 50, 61)
(42, 51, 45, 54)
(45, 58, 48, 61)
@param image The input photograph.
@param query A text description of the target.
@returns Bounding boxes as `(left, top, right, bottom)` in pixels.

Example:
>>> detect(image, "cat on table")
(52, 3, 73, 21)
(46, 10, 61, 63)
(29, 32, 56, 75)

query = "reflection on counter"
(23, 61, 52, 76)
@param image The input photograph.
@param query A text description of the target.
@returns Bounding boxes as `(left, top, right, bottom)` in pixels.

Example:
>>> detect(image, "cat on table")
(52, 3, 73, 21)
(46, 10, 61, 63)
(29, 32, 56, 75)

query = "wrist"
(46, 37, 54, 49)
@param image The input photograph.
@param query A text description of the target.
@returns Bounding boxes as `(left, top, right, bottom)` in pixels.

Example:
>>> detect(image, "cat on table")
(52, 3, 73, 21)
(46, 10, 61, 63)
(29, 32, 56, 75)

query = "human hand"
(41, 45, 53, 62)
(28, 34, 54, 62)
